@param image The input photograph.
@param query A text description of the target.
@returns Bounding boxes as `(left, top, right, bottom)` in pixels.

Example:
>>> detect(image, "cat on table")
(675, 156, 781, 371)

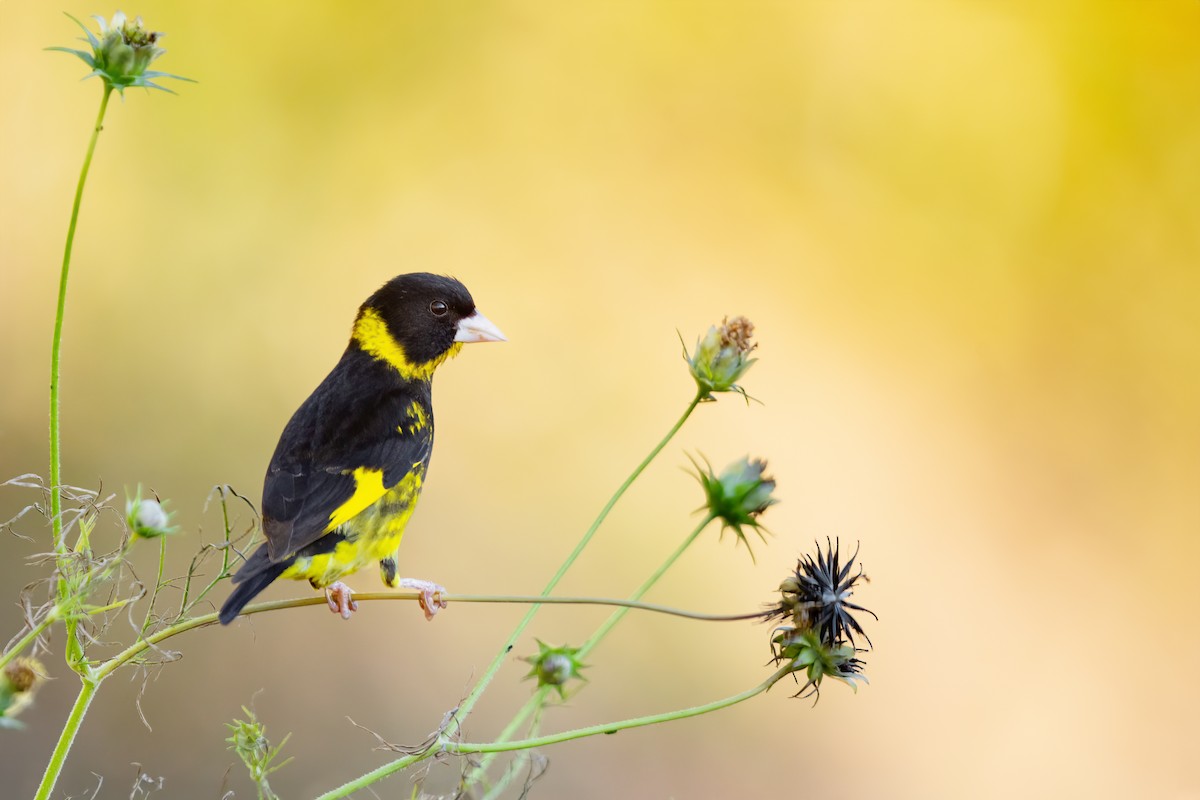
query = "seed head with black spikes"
(771, 538, 876, 649)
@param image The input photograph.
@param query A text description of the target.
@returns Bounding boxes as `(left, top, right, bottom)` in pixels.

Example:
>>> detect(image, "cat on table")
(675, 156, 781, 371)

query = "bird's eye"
(430, 300, 449, 316)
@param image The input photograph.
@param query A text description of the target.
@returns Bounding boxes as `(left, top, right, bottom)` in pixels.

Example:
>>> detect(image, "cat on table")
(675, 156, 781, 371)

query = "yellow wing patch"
(353, 307, 463, 382)
(326, 466, 388, 532)
(286, 465, 426, 588)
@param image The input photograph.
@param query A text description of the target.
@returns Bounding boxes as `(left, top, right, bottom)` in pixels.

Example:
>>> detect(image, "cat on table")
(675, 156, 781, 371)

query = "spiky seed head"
(691, 455, 778, 559)
(522, 640, 586, 699)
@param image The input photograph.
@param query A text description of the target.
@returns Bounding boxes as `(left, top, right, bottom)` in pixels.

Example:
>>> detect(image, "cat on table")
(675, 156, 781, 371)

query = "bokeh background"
(3, 2, 1198, 798)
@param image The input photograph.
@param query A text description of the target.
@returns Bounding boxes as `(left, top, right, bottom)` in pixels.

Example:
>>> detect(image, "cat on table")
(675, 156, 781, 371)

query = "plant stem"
(221, 590, 766, 625)
(50, 85, 112, 556)
(141, 535, 169, 634)
(479, 703, 546, 800)
(451, 392, 703, 713)
(314, 392, 703, 797)
(50, 86, 113, 677)
(578, 514, 714, 658)
(459, 663, 790, 752)
(33, 676, 98, 800)
(428, 592, 762, 622)
(0, 610, 58, 672)
(24, 582, 748, 796)
(314, 664, 792, 800)
(466, 514, 715, 786)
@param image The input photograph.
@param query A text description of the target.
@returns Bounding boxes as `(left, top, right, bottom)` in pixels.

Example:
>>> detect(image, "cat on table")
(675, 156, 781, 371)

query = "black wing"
(259, 351, 433, 562)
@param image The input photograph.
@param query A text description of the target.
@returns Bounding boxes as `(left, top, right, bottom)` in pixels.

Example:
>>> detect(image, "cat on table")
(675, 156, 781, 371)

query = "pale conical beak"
(454, 311, 507, 343)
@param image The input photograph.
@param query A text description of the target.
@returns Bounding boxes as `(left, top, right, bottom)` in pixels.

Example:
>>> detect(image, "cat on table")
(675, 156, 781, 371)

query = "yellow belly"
(280, 467, 423, 588)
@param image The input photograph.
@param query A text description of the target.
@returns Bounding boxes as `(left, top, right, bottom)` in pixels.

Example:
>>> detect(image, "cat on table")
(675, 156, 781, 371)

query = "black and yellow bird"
(218, 273, 504, 625)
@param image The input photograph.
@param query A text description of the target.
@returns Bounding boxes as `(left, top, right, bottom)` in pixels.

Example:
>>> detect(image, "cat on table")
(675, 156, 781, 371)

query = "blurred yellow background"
(2, 1, 1198, 797)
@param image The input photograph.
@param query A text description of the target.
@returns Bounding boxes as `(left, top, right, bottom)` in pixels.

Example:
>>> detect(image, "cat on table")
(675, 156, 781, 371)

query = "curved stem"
(578, 514, 714, 658)
(467, 514, 715, 785)
(314, 664, 791, 800)
(33, 677, 98, 800)
(50, 85, 112, 556)
(479, 703, 545, 800)
(540, 392, 704, 601)
(87, 587, 758, 682)
(451, 392, 703, 710)
(140, 536, 168, 634)
(51, 86, 113, 676)
(417, 592, 762, 622)
(0, 610, 58, 672)
(458, 663, 790, 752)
(313, 392, 704, 798)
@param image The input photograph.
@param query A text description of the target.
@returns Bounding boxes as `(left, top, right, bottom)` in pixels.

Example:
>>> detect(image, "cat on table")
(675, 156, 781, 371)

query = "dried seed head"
(684, 316, 758, 401)
(1, 657, 46, 724)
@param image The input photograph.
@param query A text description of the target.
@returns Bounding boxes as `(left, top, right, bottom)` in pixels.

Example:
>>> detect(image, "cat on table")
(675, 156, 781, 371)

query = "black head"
(356, 273, 505, 374)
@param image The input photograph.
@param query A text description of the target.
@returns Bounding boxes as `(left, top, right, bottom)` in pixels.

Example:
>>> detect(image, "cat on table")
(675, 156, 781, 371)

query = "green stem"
(315, 392, 703, 798)
(50, 85, 112, 555)
(467, 514, 715, 785)
(479, 702, 546, 800)
(538, 392, 704, 602)
(0, 610, 58, 672)
(578, 514, 714, 658)
(21, 582, 749, 797)
(453, 392, 703, 713)
(33, 677, 98, 800)
(180, 487, 243, 618)
(51, 85, 113, 672)
(314, 665, 791, 800)
(458, 663, 789, 752)
(141, 536, 169, 634)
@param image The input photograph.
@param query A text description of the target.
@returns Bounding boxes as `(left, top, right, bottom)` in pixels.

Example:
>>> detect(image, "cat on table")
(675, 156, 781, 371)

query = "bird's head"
(353, 273, 505, 381)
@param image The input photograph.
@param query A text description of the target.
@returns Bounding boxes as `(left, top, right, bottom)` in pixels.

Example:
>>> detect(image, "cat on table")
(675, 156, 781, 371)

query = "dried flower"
(691, 455, 777, 560)
(770, 539, 875, 648)
(523, 640, 586, 699)
(767, 539, 875, 699)
(48, 12, 194, 94)
(0, 657, 46, 727)
(684, 316, 758, 401)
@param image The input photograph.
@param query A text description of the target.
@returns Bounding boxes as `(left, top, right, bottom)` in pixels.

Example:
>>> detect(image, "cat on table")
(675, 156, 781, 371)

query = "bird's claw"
(325, 581, 359, 620)
(399, 578, 448, 621)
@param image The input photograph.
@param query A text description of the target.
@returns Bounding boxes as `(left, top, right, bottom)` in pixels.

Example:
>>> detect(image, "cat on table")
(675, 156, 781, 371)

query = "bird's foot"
(325, 581, 359, 620)
(399, 578, 447, 621)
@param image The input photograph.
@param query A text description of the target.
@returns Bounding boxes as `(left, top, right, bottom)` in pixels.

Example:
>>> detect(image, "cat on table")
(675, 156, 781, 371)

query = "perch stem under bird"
(218, 273, 504, 626)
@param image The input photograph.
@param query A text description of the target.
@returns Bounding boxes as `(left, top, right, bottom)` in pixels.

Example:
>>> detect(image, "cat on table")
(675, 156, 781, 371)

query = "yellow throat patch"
(353, 307, 463, 381)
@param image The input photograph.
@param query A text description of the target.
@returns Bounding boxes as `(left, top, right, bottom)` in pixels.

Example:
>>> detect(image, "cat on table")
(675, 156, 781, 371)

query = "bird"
(218, 273, 505, 625)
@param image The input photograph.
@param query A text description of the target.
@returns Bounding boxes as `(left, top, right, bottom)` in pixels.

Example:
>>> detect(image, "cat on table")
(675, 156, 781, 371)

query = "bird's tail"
(219, 546, 289, 625)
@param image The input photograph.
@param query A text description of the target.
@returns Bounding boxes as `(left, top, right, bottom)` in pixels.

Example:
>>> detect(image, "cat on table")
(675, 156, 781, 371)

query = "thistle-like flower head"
(522, 640, 586, 699)
(48, 12, 194, 94)
(691, 455, 778, 559)
(684, 316, 758, 401)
